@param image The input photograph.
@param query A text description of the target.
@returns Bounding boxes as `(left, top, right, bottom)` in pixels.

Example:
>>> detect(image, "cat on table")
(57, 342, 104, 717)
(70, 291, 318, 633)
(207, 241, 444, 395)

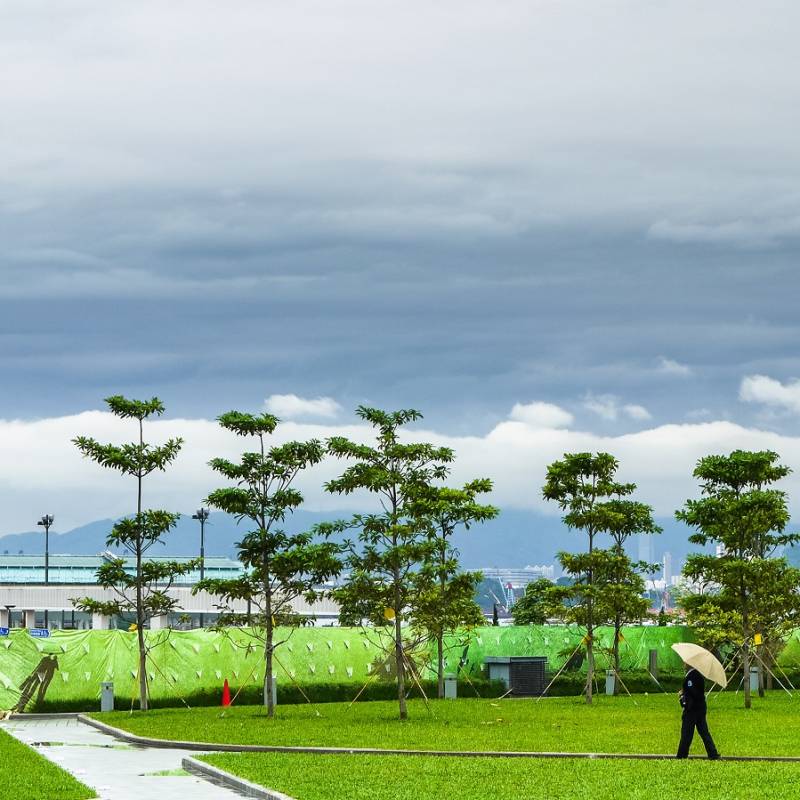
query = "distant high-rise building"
(662, 551, 673, 585)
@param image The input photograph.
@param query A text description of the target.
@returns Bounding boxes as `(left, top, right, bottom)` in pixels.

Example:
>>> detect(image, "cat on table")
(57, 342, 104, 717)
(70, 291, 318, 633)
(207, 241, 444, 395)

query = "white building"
(480, 565, 555, 588)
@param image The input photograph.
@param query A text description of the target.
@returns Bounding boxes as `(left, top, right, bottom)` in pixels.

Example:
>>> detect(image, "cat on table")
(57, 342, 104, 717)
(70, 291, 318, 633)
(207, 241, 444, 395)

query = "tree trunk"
(437, 634, 444, 699)
(437, 550, 446, 699)
(394, 567, 407, 719)
(742, 604, 751, 709)
(136, 613, 148, 711)
(585, 630, 594, 705)
(585, 532, 594, 705)
(264, 578, 274, 717)
(135, 433, 148, 712)
(135, 537, 147, 710)
(395, 615, 407, 719)
(264, 630, 274, 716)
(613, 616, 621, 696)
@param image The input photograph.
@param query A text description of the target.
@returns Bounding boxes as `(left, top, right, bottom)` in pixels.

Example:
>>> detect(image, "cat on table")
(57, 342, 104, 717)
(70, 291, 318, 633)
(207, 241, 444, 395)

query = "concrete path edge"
(9, 712, 80, 720)
(183, 756, 298, 800)
(76, 713, 800, 762)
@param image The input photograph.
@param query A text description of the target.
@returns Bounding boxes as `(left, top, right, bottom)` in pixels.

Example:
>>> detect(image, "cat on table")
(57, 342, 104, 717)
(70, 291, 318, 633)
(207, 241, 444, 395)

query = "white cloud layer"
(623, 404, 652, 421)
(510, 401, 573, 429)
(657, 357, 692, 377)
(264, 394, 342, 419)
(1, 405, 800, 537)
(740, 375, 800, 415)
(583, 393, 651, 422)
(583, 394, 619, 421)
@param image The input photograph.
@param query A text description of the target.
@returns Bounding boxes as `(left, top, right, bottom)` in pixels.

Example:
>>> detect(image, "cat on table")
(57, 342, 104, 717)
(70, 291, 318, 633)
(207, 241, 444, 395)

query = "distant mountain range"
(0, 509, 720, 573)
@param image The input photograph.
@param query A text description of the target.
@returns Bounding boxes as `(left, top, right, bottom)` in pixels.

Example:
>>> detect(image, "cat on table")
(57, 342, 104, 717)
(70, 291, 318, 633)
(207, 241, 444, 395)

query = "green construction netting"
(440, 624, 693, 676)
(1, 623, 767, 711)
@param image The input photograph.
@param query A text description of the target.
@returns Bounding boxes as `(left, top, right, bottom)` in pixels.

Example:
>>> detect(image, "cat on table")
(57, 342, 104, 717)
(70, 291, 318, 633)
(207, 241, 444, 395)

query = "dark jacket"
(679, 668, 706, 715)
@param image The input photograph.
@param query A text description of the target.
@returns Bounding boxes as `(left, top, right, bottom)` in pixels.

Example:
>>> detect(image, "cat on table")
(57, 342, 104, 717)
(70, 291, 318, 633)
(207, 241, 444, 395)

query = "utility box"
(444, 675, 457, 700)
(750, 667, 760, 692)
(605, 670, 616, 695)
(101, 681, 114, 712)
(484, 657, 547, 696)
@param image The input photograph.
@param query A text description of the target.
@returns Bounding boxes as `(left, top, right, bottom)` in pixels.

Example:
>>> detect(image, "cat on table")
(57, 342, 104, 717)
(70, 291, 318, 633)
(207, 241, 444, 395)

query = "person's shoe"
(708, 753, 721, 760)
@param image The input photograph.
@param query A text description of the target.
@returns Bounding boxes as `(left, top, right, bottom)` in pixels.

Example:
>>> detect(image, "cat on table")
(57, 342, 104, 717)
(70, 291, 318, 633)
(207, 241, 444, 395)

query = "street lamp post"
(192, 508, 210, 627)
(37, 514, 54, 628)
(37, 514, 54, 584)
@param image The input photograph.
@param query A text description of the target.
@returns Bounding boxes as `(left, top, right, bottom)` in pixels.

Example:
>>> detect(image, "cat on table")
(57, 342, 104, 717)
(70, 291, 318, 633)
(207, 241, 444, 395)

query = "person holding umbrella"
(672, 643, 723, 760)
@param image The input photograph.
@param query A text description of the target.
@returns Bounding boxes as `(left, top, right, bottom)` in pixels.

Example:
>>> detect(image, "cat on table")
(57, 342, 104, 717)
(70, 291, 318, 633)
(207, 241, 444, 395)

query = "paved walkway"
(1, 716, 251, 800)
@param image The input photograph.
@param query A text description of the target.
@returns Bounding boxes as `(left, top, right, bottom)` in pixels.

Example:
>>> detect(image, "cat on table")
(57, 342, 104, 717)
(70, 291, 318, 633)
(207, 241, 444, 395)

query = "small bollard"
(101, 681, 114, 712)
(750, 667, 760, 692)
(605, 670, 616, 695)
(444, 674, 457, 700)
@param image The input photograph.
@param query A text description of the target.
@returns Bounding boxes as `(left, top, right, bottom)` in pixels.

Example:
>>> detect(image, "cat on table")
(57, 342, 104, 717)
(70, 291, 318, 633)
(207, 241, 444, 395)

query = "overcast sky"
(1, 2, 800, 533)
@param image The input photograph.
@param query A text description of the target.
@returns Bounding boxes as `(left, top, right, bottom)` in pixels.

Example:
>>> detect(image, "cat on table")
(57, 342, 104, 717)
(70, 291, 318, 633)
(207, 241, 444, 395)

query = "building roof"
(0, 554, 240, 567)
(0, 553, 243, 585)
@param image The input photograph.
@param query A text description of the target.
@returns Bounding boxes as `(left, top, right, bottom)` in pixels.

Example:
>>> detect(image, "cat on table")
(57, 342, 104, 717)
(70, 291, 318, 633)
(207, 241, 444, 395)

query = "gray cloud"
(0, 2, 799, 437)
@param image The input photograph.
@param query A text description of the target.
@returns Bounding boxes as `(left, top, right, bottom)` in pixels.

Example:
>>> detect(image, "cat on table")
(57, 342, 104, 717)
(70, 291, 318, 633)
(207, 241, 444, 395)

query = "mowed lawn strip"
(0, 727, 96, 800)
(92, 693, 800, 757)
(199, 752, 800, 800)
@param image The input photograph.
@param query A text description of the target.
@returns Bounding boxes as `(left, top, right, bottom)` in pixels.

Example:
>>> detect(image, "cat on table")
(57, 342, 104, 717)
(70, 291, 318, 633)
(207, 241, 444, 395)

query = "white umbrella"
(671, 642, 728, 688)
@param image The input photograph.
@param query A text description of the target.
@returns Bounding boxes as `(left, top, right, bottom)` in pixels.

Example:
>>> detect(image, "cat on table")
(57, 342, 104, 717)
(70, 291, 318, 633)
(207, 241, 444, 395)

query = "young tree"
(196, 411, 339, 718)
(325, 407, 453, 720)
(408, 480, 498, 697)
(73, 396, 191, 711)
(512, 578, 555, 626)
(678, 450, 800, 709)
(542, 452, 635, 704)
(604, 499, 661, 683)
(678, 591, 740, 656)
(681, 555, 800, 695)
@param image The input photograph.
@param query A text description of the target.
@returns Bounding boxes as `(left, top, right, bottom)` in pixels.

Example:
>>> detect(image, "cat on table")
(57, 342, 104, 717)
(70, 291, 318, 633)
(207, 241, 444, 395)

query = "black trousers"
(677, 710, 718, 758)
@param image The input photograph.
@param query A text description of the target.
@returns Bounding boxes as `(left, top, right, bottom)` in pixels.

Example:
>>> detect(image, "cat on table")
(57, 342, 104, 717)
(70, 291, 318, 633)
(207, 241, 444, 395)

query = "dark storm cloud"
(1, 1, 800, 435)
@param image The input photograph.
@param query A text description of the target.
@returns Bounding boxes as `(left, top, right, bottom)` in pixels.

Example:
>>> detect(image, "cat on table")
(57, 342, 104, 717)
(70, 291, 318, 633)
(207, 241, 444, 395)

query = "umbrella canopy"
(671, 642, 728, 688)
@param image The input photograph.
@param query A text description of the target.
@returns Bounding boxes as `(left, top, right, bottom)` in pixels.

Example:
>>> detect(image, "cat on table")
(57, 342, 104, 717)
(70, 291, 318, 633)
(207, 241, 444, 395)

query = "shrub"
(30, 678, 507, 713)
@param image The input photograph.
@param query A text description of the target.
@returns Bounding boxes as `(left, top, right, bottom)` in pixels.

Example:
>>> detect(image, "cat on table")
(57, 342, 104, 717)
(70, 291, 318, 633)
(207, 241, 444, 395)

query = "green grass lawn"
(200, 752, 800, 800)
(0, 728, 95, 800)
(93, 692, 800, 757)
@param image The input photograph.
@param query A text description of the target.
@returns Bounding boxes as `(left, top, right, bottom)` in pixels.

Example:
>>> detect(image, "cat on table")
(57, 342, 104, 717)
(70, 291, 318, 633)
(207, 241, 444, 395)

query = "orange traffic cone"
(222, 678, 231, 707)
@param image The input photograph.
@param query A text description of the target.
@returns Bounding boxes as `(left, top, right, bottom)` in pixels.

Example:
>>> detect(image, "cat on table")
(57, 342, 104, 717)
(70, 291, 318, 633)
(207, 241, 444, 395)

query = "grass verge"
(92, 692, 800, 757)
(0, 727, 95, 800)
(199, 751, 800, 800)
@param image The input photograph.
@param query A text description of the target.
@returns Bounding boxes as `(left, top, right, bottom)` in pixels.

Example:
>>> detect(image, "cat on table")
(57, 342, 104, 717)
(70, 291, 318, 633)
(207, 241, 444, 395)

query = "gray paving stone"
(1, 717, 251, 800)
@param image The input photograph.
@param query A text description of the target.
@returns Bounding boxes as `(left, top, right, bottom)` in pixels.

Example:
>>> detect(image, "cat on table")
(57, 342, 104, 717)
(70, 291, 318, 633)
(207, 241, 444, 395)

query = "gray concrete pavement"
(1, 716, 253, 800)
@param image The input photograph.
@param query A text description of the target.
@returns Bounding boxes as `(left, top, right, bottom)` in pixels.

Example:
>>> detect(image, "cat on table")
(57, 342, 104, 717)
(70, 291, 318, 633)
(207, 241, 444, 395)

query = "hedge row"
(544, 667, 800, 696)
(28, 668, 800, 712)
(31, 678, 508, 713)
